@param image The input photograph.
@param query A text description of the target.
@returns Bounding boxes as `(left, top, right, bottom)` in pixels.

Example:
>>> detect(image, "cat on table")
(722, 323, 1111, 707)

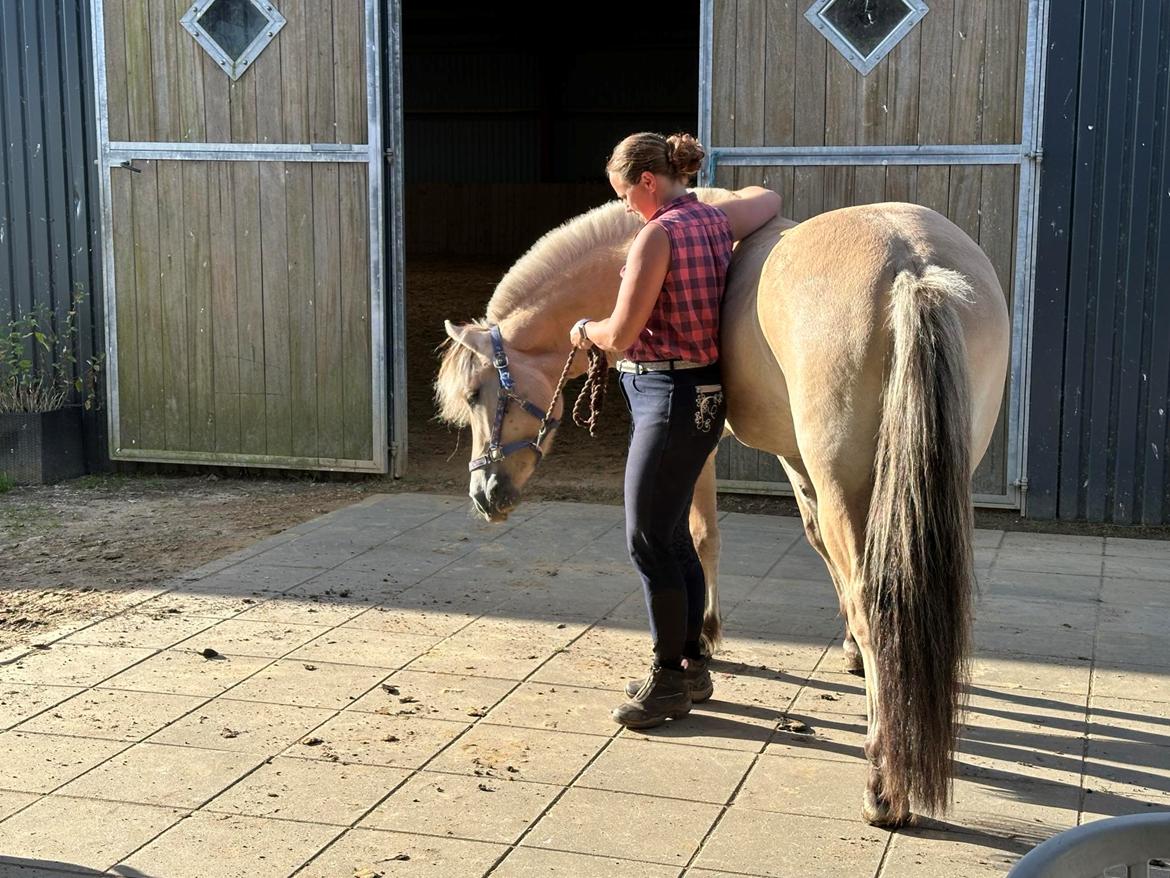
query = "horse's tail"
(862, 265, 975, 817)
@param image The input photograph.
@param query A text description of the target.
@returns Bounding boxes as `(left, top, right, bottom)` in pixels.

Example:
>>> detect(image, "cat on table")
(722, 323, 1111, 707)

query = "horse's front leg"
(690, 445, 722, 656)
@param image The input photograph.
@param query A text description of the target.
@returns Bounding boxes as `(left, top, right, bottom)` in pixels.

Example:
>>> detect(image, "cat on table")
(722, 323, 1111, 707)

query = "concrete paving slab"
(0, 732, 128, 793)
(495, 846, 681, 877)
(13, 688, 205, 742)
(734, 754, 871, 821)
(296, 828, 506, 877)
(1104, 555, 1170, 581)
(1094, 664, 1170, 703)
(116, 811, 340, 878)
(60, 610, 221, 650)
(171, 618, 328, 658)
(146, 698, 335, 755)
(287, 628, 443, 669)
(359, 770, 557, 843)
(879, 827, 1029, 877)
(0, 645, 156, 688)
(427, 724, 608, 784)
(222, 658, 389, 709)
(0, 796, 183, 873)
(282, 711, 469, 769)
(341, 606, 479, 637)
(575, 736, 754, 804)
(344, 669, 516, 721)
(0, 789, 39, 821)
(55, 742, 263, 809)
(522, 786, 721, 865)
(0, 683, 86, 730)
(483, 683, 623, 736)
(764, 711, 869, 763)
(98, 648, 271, 698)
(692, 808, 888, 877)
(204, 756, 410, 825)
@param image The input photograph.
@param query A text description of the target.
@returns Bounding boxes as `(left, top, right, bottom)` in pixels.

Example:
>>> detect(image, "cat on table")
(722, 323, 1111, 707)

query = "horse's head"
(436, 320, 565, 521)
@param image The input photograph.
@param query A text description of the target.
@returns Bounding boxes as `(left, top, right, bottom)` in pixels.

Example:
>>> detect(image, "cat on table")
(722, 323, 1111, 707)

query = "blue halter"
(468, 325, 561, 472)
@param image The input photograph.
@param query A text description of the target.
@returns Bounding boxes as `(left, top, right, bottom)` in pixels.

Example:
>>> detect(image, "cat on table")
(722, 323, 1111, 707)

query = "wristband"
(574, 318, 592, 343)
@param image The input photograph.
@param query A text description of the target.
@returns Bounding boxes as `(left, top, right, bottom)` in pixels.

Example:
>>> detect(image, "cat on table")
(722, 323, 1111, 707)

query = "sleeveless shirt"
(623, 191, 733, 365)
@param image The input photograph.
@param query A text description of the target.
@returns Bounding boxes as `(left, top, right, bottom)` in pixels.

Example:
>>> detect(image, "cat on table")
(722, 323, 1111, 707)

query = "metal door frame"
(89, 0, 400, 474)
(698, 0, 1050, 511)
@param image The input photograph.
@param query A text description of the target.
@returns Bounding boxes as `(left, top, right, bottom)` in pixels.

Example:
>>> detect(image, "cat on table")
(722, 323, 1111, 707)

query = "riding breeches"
(619, 362, 726, 664)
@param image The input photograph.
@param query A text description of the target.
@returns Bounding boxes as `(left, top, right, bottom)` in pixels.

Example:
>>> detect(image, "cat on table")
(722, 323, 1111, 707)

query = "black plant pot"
(0, 407, 86, 485)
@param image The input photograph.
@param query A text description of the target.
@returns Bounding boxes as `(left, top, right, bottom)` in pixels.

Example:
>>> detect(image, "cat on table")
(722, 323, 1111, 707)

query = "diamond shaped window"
(181, 0, 286, 81)
(805, 0, 928, 76)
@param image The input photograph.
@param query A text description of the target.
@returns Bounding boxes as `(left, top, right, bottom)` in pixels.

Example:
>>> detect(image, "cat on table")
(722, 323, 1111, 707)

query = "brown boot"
(625, 655, 713, 702)
(612, 664, 692, 729)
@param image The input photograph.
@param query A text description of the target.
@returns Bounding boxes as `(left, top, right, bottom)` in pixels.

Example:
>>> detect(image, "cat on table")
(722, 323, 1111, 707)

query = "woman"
(570, 132, 781, 729)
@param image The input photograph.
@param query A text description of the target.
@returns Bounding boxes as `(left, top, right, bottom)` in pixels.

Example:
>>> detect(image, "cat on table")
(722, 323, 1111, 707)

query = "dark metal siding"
(1029, 0, 1170, 524)
(1, 0, 106, 469)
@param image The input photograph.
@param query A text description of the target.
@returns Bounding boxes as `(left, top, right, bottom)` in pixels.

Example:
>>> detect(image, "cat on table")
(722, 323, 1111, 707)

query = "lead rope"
(539, 346, 609, 440)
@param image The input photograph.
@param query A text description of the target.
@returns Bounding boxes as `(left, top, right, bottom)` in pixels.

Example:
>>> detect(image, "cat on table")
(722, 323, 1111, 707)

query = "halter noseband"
(468, 325, 561, 473)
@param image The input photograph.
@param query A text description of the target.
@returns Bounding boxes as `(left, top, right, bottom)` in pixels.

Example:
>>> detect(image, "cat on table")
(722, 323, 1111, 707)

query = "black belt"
(614, 359, 710, 374)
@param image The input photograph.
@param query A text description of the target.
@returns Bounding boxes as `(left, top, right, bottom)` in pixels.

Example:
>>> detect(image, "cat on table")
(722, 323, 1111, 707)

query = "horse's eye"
(465, 390, 480, 405)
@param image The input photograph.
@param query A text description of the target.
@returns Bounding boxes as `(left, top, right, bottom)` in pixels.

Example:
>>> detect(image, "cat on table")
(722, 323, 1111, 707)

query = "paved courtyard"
(0, 493, 1167, 877)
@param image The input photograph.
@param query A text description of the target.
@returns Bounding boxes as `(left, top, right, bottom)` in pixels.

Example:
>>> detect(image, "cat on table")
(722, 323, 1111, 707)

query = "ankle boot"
(612, 663, 692, 729)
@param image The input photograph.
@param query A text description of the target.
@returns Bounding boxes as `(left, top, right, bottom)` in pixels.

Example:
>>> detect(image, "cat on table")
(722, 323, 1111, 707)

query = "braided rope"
(540, 346, 609, 439)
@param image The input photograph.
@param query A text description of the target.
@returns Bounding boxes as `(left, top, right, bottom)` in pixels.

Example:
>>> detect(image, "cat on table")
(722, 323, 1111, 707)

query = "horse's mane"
(435, 188, 729, 425)
(435, 200, 639, 425)
(486, 200, 642, 322)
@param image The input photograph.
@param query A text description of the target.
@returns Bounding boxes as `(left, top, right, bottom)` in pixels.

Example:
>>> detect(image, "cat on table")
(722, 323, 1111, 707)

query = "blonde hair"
(605, 132, 705, 184)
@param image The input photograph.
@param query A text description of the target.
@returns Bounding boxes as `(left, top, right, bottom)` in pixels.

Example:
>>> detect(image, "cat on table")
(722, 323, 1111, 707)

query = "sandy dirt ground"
(2, 257, 1167, 652)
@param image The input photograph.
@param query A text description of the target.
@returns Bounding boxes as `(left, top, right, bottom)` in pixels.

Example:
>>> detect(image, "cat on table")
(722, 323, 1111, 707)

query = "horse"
(434, 189, 1010, 827)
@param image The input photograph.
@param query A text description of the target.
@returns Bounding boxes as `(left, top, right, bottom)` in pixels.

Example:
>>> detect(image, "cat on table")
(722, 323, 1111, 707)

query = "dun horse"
(435, 190, 1010, 826)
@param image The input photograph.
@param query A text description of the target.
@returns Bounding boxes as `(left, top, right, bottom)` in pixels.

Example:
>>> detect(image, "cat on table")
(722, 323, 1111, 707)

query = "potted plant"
(1, 284, 103, 485)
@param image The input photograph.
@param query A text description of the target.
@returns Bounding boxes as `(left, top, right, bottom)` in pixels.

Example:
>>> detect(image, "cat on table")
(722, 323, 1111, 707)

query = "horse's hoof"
(842, 639, 865, 676)
(861, 791, 911, 828)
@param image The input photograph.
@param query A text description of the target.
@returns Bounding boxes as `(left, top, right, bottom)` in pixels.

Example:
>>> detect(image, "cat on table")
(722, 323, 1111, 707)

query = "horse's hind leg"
(690, 446, 722, 655)
(784, 445, 909, 826)
(777, 457, 863, 675)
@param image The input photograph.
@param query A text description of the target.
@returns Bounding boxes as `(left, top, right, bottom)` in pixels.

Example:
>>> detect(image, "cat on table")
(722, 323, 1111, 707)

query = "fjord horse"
(435, 190, 1010, 826)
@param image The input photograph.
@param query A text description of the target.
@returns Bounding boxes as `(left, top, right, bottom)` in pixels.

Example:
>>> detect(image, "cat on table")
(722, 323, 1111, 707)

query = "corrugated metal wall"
(1029, 0, 1170, 524)
(1, 1, 105, 467)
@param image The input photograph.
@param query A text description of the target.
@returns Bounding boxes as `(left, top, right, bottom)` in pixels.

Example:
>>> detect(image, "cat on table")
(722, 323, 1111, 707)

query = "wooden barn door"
(91, 0, 391, 472)
(701, 0, 1047, 507)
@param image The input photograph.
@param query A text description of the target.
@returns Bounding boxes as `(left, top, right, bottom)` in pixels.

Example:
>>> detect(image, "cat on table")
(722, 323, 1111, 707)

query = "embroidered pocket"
(693, 384, 724, 433)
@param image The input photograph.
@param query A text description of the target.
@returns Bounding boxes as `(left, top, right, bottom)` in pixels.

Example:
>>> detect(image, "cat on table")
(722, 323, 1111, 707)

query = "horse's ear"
(444, 320, 493, 366)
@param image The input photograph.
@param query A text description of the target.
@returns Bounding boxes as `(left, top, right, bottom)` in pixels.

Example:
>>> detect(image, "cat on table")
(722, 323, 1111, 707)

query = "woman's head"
(606, 132, 705, 221)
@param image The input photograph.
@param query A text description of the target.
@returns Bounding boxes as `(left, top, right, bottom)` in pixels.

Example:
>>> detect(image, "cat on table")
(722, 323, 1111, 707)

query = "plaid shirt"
(623, 192, 733, 364)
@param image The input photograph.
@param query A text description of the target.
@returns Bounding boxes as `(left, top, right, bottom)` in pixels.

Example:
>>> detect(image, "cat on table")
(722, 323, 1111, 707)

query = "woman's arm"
(718, 186, 782, 241)
(571, 223, 670, 353)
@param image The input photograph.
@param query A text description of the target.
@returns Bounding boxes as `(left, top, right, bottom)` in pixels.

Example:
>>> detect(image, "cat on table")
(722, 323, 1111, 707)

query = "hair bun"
(665, 133, 705, 178)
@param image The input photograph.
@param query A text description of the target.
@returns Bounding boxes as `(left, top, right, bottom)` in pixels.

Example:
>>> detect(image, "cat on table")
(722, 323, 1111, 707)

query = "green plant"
(0, 283, 104, 414)
(0, 473, 13, 494)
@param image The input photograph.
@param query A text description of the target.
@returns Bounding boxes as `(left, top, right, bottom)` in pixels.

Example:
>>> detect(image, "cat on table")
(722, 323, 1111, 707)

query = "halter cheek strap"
(468, 325, 561, 472)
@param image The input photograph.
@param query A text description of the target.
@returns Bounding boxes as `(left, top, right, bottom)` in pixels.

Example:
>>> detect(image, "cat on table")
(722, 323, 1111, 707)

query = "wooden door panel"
(110, 160, 372, 465)
(103, 0, 368, 144)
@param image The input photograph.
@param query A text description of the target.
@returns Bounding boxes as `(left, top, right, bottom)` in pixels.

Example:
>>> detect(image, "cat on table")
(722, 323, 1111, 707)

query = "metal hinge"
(1012, 476, 1030, 493)
(383, 148, 395, 164)
(1024, 148, 1044, 163)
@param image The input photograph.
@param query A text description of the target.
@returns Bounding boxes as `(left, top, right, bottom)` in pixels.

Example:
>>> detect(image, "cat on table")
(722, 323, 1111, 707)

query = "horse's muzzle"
(469, 470, 517, 522)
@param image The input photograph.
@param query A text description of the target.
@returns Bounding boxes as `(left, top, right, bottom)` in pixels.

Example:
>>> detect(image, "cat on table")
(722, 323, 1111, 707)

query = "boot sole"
(615, 708, 692, 729)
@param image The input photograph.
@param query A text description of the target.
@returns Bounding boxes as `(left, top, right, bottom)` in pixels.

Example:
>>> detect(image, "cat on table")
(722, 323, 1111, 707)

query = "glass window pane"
(198, 0, 267, 62)
(821, 0, 913, 58)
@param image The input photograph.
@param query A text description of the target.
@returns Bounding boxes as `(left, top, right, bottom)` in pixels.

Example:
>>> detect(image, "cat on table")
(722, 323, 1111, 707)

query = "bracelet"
(574, 318, 592, 343)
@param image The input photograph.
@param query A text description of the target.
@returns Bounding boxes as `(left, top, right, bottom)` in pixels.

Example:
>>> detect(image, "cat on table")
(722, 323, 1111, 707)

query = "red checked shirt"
(622, 191, 733, 365)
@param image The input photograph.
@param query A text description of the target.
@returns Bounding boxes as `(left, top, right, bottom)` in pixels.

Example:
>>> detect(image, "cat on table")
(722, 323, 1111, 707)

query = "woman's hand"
(570, 318, 595, 350)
